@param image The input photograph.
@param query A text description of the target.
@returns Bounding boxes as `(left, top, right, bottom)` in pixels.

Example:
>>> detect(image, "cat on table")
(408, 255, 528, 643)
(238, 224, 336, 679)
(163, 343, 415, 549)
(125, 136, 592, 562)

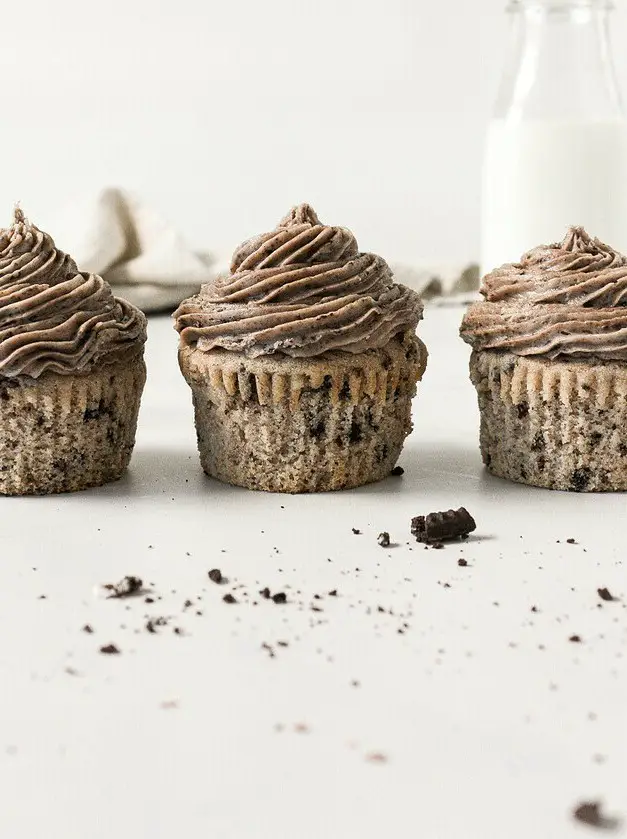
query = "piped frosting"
(0, 207, 146, 378)
(461, 227, 627, 360)
(175, 203, 422, 357)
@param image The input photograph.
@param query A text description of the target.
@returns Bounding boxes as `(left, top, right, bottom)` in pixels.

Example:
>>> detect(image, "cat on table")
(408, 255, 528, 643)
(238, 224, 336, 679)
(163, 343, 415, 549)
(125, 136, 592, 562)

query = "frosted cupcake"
(0, 208, 147, 494)
(174, 204, 427, 492)
(461, 227, 627, 492)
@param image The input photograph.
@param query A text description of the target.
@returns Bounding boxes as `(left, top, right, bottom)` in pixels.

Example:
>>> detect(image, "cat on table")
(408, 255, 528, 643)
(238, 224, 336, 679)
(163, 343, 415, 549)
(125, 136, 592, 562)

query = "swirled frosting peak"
(175, 203, 423, 357)
(0, 206, 146, 378)
(461, 227, 627, 360)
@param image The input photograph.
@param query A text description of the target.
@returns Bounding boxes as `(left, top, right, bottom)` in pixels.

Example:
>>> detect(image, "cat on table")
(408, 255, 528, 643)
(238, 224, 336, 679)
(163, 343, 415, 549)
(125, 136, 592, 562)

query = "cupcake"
(0, 207, 147, 495)
(174, 203, 427, 492)
(460, 227, 627, 492)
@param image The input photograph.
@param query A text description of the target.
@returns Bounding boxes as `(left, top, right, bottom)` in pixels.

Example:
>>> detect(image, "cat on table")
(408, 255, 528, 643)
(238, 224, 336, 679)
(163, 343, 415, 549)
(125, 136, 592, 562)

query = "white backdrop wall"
(3, 0, 627, 265)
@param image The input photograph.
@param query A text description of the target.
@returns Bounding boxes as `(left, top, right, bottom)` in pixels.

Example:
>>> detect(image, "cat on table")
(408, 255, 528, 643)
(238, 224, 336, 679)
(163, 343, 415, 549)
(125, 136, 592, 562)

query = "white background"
(4, 0, 627, 267)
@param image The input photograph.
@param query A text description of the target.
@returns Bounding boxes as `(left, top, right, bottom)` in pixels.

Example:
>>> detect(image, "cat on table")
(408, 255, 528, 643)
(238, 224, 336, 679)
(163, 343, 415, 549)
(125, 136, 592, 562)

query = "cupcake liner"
(470, 349, 627, 491)
(179, 332, 427, 493)
(0, 355, 146, 495)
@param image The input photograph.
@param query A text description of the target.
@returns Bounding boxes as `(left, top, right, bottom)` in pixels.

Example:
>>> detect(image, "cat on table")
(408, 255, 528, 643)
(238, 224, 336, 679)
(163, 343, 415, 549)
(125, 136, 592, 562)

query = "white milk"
(481, 119, 627, 274)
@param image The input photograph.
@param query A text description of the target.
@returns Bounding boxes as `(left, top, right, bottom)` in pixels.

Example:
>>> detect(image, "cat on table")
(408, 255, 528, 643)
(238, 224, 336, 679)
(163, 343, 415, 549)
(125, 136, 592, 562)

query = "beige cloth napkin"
(53, 188, 480, 312)
(53, 188, 220, 312)
(390, 262, 480, 305)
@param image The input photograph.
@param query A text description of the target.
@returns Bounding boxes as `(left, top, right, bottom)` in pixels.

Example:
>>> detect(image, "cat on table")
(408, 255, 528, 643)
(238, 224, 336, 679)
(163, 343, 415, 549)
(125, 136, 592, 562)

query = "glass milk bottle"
(481, 0, 627, 273)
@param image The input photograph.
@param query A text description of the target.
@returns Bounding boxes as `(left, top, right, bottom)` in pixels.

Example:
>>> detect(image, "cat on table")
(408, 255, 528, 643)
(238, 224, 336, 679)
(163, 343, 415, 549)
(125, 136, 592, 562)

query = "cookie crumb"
(411, 507, 476, 543)
(146, 617, 169, 634)
(101, 576, 144, 599)
(208, 569, 227, 585)
(573, 801, 621, 830)
(377, 532, 391, 548)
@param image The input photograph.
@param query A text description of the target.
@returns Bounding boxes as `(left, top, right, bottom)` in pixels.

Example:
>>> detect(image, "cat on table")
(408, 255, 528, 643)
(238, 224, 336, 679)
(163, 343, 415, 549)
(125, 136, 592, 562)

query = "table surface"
(1, 308, 625, 839)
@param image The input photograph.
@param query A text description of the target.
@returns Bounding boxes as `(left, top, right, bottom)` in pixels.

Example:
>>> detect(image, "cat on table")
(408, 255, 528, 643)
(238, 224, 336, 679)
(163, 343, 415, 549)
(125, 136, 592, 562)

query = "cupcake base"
(470, 349, 627, 492)
(0, 355, 146, 495)
(179, 332, 427, 493)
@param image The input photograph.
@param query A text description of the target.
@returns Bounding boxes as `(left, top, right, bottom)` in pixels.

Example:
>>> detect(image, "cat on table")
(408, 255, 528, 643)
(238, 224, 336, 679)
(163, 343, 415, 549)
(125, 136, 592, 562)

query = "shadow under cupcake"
(174, 204, 427, 493)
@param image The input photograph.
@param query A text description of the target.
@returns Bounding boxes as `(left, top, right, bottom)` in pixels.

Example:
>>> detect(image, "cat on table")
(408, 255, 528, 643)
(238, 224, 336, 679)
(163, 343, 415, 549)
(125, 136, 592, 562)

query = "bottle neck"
(494, 1, 623, 121)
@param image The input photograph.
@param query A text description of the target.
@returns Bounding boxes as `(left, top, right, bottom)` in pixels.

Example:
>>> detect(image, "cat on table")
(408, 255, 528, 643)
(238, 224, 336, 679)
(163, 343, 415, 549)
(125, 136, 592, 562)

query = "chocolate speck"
(99, 644, 120, 655)
(223, 593, 238, 604)
(567, 538, 577, 545)
(208, 569, 227, 585)
(82, 624, 94, 634)
(272, 592, 287, 604)
(352, 528, 361, 535)
(573, 801, 621, 830)
(457, 558, 468, 567)
(569, 635, 582, 643)
(598, 587, 617, 602)
(390, 466, 404, 476)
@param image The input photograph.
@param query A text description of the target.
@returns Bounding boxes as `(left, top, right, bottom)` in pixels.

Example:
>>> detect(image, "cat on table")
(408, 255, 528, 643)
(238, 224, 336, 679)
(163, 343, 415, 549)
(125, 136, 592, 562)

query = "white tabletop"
(0, 308, 625, 839)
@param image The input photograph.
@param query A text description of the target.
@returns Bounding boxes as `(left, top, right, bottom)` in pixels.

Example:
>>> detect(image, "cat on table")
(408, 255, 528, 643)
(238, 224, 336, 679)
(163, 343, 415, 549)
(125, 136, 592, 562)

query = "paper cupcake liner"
(470, 349, 627, 491)
(0, 355, 146, 495)
(179, 332, 427, 493)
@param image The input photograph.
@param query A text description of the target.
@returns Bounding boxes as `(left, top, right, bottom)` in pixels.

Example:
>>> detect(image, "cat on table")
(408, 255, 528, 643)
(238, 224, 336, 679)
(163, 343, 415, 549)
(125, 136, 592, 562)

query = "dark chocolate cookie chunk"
(411, 507, 476, 543)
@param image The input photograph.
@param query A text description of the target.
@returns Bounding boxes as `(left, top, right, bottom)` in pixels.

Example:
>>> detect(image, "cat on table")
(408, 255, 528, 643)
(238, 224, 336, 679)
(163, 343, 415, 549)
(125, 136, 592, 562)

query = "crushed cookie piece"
(146, 617, 169, 634)
(573, 801, 621, 830)
(411, 507, 476, 543)
(101, 576, 143, 599)
(377, 532, 391, 548)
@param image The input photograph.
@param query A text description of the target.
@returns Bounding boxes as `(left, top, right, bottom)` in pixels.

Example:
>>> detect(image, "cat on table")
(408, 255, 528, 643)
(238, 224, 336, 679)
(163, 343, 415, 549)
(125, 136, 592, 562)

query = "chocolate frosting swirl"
(174, 204, 422, 357)
(0, 208, 146, 378)
(461, 227, 627, 361)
